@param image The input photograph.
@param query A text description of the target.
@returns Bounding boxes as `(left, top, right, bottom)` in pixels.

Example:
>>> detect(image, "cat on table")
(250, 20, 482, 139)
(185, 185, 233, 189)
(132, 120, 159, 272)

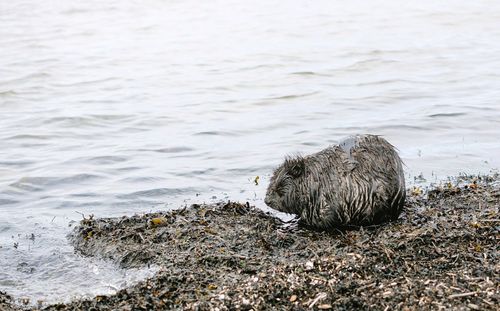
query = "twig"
(383, 247, 394, 264)
(448, 292, 476, 299)
(309, 292, 327, 309)
(137, 233, 145, 243)
(355, 282, 376, 293)
(179, 204, 189, 214)
(481, 298, 494, 305)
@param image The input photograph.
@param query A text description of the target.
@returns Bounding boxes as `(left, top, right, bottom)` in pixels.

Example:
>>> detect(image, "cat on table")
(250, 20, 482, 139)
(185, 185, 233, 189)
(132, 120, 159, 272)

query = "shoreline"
(1, 175, 499, 310)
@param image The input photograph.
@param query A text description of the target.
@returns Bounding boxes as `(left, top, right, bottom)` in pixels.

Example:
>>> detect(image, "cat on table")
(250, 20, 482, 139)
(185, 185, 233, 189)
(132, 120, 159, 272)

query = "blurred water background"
(1, 0, 499, 305)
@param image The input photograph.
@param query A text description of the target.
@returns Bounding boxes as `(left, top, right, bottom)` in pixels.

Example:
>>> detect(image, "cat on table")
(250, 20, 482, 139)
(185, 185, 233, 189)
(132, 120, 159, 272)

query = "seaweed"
(4, 175, 500, 310)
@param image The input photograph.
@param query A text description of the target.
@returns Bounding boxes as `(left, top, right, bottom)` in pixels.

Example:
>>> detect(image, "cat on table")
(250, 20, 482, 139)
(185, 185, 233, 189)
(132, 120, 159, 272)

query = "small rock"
(305, 260, 314, 271)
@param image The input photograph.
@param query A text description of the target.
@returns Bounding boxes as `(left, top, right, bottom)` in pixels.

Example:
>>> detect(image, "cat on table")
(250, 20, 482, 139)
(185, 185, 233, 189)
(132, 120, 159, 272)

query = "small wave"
(89, 114, 135, 121)
(5, 134, 55, 140)
(290, 71, 316, 75)
(0, 224, 13, 232)
(59, 174, 104, 183)
(169, 151, 211, 159)
(0, 72, 50, 86)
(234, 63, 284, 73)
(301, 141, 321, 147)
(87, 156, 128, 165)
(428, 112, 466, 118)
(338, 58, 397, 72)
(293, 130, 310, 135)
(118, 187, 198, 199)
(50, 77, 120, 88)
(9, 180, 44, 192)
(201, 86, 233, 92)
(117, 127, 149, 133)
(9, 174, 103, 192)
(289, 71, 330, 77)
(337, 49, 408, 58)
(62, 8, 90, 15)
(0, 198, 19, 206)
(369, 124, 429, 131)
(0, 160, 35, 168)
(0, 90, 17, 97)
(265, 91, 320, 101)
(115, 166, 142, 172)
(70, 193, 98, 198)
(194, 131, 240, 137)
(152, 147, 195, 154)
(44, 116, 101, 127)
(119, 176, 166, 183)
(226, 167, 267, 174)
(354, 79, 432, 87)
(175, 168, 217, 177)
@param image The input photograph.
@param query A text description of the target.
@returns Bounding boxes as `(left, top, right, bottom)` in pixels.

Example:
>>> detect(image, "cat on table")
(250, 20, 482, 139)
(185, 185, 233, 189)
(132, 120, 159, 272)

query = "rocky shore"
(2, 175, 499, 310)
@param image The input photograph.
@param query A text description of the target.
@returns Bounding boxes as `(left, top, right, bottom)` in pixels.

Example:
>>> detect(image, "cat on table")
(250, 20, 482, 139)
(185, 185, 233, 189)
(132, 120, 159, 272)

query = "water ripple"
(0, 72, 50, 86)
(428, 112, 467, 118)
(151, 147, 195, 153)
(118, 187, 198, 199)
(50, 77, 120, 88)
(0, 199, 19, 206)
(4, 134, 59, 141)
(9, 174, 104, 191)
(0, 160, 36, 168)
(0, 90, 17, 97)
(369, 124, 430, 131)
(265, 91, 320, 101)
(86, 156, 128, 165)
(194, 131, 240, 137)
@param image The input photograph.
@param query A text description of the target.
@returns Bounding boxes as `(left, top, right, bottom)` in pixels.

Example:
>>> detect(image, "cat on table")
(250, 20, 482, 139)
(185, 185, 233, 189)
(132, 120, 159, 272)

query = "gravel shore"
(2, 175, 499, 310)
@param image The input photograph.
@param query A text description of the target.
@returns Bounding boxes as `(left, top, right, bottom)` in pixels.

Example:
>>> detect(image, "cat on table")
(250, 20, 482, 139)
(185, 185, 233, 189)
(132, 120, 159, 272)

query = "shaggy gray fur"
(265, 134, 405, 230)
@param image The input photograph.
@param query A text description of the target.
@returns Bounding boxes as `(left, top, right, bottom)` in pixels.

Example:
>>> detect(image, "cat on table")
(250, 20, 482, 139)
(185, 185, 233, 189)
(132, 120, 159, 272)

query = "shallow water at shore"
(1, 0, 500, 304)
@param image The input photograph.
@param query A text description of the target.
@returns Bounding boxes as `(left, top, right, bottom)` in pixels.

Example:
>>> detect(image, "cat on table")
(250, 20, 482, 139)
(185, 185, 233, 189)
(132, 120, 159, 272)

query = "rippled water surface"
(1, 0, 500, 305)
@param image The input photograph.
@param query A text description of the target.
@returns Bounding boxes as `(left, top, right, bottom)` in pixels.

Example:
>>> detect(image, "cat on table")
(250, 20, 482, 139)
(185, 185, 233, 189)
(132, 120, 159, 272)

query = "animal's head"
(264, 156, 306, 214)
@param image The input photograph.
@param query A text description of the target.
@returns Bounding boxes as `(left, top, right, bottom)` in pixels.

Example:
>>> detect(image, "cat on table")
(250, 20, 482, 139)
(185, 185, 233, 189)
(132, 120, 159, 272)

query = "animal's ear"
(287, 157, 305, 178)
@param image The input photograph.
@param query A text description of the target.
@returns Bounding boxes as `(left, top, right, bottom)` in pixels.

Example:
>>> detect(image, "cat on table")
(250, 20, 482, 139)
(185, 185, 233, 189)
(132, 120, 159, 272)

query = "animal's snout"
(264, 194, 275, 207)
(264, 196, 270, 206)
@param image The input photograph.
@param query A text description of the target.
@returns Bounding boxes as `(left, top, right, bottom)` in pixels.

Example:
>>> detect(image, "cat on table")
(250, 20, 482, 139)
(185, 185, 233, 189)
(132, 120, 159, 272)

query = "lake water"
(1, 0, 500, 305)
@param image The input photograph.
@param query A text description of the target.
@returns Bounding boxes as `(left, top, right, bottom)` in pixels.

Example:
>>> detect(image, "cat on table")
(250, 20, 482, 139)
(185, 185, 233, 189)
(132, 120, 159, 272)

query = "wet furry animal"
(265, 134, 405, 230)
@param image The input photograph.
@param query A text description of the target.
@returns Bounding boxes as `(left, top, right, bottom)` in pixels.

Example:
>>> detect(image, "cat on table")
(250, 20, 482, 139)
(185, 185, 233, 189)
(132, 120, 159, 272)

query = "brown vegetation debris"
(3, 175, 500, 310)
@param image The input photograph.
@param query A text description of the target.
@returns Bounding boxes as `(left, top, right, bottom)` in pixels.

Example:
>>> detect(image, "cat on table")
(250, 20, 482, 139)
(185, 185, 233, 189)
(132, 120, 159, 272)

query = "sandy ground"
(1, 175, 499, 310)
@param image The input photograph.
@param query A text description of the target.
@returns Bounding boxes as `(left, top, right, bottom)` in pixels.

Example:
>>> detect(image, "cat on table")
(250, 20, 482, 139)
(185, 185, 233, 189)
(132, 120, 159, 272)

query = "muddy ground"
(2, 175, 499, 310)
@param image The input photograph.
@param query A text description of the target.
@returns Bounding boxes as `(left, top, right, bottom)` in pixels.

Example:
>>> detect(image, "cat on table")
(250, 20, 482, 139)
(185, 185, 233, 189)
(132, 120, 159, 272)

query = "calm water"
(1, 0, 500, 305)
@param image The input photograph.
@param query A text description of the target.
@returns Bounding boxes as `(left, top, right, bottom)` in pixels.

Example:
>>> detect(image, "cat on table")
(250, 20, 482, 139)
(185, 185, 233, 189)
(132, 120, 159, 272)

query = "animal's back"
(266, 134, 405, 230)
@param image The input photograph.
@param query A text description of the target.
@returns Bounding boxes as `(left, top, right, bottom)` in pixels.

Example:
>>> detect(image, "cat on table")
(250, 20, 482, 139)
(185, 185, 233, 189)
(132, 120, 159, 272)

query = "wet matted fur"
(265, 134, 405, 230)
